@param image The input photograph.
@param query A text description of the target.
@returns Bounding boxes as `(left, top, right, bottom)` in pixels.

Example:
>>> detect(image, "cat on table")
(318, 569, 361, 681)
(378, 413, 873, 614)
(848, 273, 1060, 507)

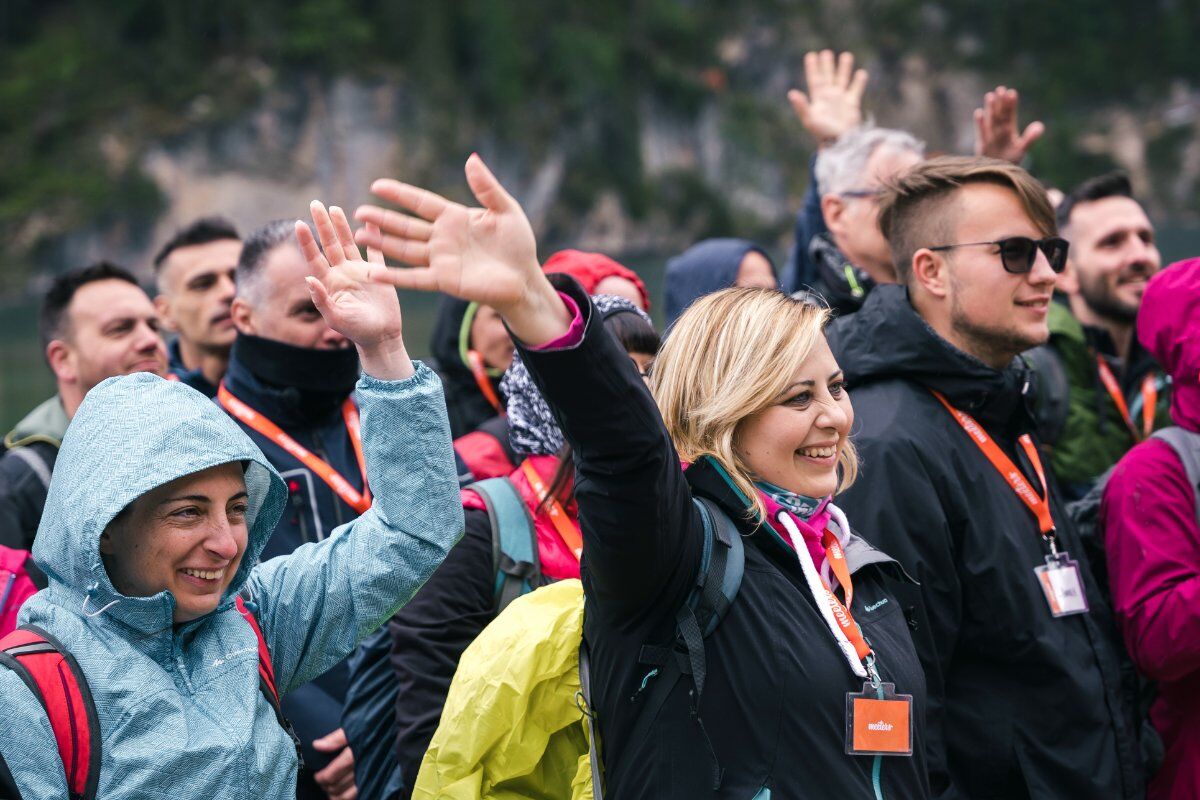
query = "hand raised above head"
(297, 202, 413, 380)
(787, 49, 869, 148)
(354, 154, 573, 347)
(973, 85, 1045, 164)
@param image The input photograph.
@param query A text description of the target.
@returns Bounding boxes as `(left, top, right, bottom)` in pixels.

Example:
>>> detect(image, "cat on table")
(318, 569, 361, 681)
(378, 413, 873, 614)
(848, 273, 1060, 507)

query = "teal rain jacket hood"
(0, 367, 463, 799)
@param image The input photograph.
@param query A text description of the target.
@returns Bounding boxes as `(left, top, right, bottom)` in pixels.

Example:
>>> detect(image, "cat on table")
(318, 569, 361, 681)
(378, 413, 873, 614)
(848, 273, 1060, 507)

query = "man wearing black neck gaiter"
(223, 218, 366, 800)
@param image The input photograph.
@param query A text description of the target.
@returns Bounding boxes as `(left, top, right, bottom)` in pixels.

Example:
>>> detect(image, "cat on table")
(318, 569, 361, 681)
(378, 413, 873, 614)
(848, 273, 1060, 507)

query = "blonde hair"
(652, 288, 858, 522)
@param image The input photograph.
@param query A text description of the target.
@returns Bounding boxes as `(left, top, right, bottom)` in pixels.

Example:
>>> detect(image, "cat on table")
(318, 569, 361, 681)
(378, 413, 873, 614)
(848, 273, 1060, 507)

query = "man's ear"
(820, 194, 847, 233)
(98, 529, 115, 556)
(153, 294, 180, 334)
(45, 339, 76, 384)
(1056, 256, 1080, 295)
(910, 248, 950, 299)
(230, 296, 255, 336)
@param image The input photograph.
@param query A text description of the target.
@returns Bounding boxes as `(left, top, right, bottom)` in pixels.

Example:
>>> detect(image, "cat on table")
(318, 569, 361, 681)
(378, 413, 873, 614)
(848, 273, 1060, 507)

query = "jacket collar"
(684, 456, 910, 580)
(829, 284, 1035, 431)
(4, 394, 70, 449)
(168, 339, 218, 398)
(224, 343, 345, 430)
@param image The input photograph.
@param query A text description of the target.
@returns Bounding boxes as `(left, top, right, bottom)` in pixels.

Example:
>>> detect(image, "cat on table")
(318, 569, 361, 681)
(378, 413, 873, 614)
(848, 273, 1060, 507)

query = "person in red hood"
(543, 248, 651, 311)
(1102, 257, 1200, 799)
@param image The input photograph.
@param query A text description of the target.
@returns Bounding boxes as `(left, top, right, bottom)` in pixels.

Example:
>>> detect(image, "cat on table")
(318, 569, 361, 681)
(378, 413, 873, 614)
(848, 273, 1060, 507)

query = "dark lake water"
(3, 227, 1198, 431)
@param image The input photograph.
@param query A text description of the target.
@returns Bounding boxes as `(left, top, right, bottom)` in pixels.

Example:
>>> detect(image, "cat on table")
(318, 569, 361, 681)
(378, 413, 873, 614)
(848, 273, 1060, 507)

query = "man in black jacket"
(827, 156, 1143, 798)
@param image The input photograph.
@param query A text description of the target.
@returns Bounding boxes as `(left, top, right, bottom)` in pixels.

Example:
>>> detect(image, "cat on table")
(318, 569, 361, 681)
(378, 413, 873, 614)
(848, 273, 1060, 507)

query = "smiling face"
(735, 336, 853, 498)
(1060, 195, 1160, 325)
(912, 182, 1058, 368)
(156, 238, 241, 352)
(100, 462, 250, 624)
(49, 279, 170, 415)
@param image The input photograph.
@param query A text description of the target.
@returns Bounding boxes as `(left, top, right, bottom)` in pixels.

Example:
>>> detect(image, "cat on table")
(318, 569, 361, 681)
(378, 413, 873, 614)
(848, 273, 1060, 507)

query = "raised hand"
(297, 203, 413, 380)
(787, 50, 869, 147)
(354, 154, 572, 347)
(973, 86, 1045, 164)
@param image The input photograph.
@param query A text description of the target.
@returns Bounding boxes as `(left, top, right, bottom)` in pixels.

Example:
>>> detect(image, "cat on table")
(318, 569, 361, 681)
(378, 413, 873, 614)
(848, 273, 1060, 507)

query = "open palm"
(295, 203, 404, 350)
(353, 155, 542, 315)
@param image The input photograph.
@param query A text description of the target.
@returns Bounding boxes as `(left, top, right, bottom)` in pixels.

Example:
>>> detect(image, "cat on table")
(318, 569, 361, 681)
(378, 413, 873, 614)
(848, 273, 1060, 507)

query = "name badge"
(845, 682, 913, 757)
(1034, 553, 1089, 617)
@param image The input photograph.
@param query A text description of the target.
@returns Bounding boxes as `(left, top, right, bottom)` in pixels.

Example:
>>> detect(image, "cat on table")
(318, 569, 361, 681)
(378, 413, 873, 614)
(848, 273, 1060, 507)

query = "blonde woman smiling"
(351, 156, 929, 800)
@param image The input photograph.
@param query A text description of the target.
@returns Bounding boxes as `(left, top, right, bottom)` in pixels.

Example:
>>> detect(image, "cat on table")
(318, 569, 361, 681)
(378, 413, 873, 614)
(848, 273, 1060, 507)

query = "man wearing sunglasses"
(828, 156, 1144, 799)
(1030, 172, 1169, 499)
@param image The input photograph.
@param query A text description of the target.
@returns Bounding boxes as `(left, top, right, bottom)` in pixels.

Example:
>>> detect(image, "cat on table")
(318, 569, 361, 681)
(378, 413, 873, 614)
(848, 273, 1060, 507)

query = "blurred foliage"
(0, 0, 1197, 286)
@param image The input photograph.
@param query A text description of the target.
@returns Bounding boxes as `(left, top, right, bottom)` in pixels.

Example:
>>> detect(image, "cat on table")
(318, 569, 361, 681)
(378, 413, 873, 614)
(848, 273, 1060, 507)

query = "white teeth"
(182, 568, 224, 581)
(798, 446, 836, 459)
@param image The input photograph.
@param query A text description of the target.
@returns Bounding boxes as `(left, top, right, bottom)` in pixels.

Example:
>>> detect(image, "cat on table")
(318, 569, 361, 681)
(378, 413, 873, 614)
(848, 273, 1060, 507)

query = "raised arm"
(973, 86, 1045, 164)
(353, 156, 704, 616)
(246, 203, 464, 693)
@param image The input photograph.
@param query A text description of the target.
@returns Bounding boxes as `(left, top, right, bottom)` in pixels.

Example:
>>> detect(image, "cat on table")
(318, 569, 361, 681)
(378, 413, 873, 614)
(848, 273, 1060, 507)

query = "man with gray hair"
(222, 216, 364, 800)
(805, 125, 925, 313)
(784, 50, 1046, 314)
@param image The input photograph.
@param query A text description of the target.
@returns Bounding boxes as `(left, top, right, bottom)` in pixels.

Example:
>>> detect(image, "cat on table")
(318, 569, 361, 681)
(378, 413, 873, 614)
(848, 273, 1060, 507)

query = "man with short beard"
(153, 216, 241, 397)
(828, 157, 1143, 799)
(1035, 172, 1169, 498)
(0, 263, 168, 548)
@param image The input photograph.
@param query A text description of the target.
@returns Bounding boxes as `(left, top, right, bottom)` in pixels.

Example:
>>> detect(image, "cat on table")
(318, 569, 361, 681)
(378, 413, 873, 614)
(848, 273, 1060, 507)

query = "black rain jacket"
(516, 274, 930, 800)
(827, 284, 1144, 800)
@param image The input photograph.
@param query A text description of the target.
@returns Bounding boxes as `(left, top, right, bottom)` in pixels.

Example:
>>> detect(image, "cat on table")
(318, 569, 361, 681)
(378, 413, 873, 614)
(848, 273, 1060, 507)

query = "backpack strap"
(235, 595, 305, 767)
(8, 446, 52, 491)
(0, 625, 100, 800)
(621, 497, 744, 790)
(1151, 427, 1200, 527)
(470, 477, 541, 612)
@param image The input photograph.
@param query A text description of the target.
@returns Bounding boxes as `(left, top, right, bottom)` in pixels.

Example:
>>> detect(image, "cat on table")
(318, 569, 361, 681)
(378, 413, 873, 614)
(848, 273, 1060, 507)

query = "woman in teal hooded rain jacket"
(0, 205, 464, 799)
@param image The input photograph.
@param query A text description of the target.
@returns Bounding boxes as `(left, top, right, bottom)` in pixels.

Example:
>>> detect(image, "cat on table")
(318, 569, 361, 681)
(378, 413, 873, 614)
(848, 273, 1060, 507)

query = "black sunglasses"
(928, 236, 1069, 274)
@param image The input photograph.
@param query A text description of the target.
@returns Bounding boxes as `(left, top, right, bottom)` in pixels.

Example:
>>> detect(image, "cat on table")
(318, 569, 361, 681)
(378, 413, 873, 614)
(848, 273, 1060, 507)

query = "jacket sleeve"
(836, 428, 966, 800)
(387, 509, 495, 795)
(1102, 438, 1200, 682)
(245, 363, 465, 694)
(515, 274, 703, 620)
(0, 667, 68, 800)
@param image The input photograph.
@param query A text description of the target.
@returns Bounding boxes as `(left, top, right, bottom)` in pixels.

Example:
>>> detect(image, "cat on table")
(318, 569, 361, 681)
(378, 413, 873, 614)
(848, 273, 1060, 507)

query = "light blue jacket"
(0, 366, 463, 799)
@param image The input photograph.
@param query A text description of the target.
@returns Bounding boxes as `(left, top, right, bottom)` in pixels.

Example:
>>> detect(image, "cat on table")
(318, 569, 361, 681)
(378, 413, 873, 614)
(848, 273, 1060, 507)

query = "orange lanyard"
(467, 350, 505, 416)
(1096, 357, 1157, 442)
(931, 390, 1056, 542)
(821, 528, 873, 662)
(520, 459, 583, 560)
(218, 383, 371, 514)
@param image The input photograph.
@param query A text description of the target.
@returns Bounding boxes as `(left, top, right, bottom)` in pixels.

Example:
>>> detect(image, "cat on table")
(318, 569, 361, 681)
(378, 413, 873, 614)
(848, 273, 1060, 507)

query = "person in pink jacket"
(1102, 256, 1200, 799)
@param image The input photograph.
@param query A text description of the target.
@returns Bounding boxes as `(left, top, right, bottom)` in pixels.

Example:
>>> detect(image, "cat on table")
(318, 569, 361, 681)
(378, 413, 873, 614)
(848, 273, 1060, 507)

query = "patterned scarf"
(502, 294, 653, 456)
(755, 479, 827, 521)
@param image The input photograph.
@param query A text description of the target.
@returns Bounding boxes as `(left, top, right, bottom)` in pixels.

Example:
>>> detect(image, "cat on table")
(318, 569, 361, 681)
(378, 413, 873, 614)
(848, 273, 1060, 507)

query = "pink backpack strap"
(0, 625, 100, 800)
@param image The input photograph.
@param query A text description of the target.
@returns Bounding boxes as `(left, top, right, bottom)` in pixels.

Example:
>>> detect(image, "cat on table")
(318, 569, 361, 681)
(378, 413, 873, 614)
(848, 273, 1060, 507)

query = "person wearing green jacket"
(1030, 172, 1170, 500)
